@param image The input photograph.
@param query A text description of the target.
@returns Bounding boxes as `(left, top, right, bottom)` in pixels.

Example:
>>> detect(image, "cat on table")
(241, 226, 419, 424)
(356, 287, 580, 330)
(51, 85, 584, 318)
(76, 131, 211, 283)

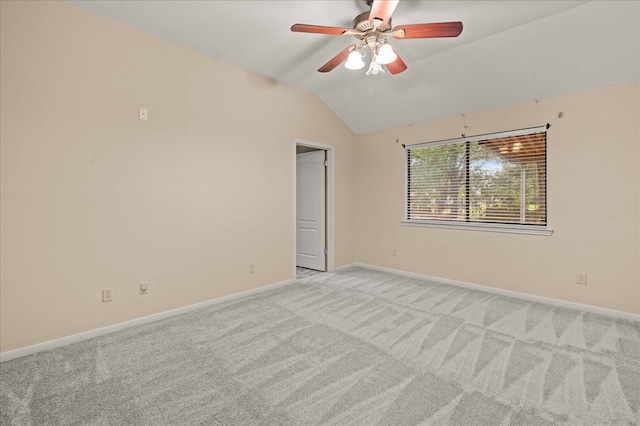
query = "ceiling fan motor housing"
(352, 11, 392, 54)
(353, 11, 392, 34)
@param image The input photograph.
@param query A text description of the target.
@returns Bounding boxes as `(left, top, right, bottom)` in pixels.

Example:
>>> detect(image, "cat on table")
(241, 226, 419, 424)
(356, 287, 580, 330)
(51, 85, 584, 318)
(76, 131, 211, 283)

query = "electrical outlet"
(249, 263, 255, 273)
(576, 272, 588, 285)
(139, 282, 149, 295)
(102, 288, 113, 302)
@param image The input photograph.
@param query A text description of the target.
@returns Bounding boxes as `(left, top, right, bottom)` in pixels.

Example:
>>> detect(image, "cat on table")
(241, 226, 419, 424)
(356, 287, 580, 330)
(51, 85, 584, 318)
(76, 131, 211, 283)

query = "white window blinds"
(406, 125, 547, 227)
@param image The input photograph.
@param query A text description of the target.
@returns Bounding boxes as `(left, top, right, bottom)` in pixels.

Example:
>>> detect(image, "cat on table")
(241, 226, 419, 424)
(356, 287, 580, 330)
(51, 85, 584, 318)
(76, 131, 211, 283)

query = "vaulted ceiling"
(68, 1, 640, 134)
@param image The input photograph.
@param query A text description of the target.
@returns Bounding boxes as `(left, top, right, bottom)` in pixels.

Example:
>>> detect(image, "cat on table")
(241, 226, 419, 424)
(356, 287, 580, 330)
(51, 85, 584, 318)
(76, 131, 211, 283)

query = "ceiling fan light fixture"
(345, 50, 365, 70)
(366, 59, 385, 76)
(376, 43, 397, 65)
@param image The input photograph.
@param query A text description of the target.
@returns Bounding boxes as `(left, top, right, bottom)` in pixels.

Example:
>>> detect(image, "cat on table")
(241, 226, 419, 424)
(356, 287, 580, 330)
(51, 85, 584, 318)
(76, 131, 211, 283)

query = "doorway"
(294, 141, 334, 278)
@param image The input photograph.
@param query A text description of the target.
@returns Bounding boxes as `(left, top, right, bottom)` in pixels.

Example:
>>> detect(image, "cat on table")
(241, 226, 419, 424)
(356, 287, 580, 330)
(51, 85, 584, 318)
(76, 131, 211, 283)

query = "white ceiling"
(68, 0, 640, 134)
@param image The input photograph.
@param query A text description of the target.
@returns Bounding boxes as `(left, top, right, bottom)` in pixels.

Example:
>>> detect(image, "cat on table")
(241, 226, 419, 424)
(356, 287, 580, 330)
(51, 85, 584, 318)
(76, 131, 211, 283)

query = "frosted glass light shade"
(376, 43, 397, 65)
(345, 51, 365, 70)
(366, 60, 385, 76)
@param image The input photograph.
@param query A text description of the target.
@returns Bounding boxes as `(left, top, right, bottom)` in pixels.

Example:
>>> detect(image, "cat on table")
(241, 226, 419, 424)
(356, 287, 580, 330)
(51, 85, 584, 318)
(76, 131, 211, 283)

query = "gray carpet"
(296, 267, 323, 280)
(1, 267, 639, 425)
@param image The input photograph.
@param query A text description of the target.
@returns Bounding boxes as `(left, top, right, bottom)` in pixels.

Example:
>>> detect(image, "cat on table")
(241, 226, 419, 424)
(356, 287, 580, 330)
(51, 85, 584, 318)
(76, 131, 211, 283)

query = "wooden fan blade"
(369, 0, 399, 27)
(318, 44, 356, 73)
(291, 24, 353, 36)
(385, 49, 407, 75)
(392, 22, 463, 39)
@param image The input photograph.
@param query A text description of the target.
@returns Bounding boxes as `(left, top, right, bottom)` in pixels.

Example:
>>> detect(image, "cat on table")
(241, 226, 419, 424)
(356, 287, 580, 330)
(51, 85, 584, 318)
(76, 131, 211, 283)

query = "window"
(404, 125, 551, 235)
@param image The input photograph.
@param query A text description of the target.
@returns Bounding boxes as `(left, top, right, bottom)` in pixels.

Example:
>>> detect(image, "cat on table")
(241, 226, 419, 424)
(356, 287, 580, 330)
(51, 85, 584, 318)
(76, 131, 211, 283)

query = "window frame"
(402, 125, 553, 236)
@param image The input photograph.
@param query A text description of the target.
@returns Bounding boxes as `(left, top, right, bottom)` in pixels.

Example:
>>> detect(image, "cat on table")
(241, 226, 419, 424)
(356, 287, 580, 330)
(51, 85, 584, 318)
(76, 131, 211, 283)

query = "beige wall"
(355, 81, 640, 314)
(0, 1, 355, 352)
(1, 0, 638, 355)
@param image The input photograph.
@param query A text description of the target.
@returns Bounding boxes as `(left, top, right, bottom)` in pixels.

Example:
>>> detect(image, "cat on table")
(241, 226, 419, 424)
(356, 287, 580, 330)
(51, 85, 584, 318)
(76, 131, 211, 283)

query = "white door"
(296, 150, 326, 271)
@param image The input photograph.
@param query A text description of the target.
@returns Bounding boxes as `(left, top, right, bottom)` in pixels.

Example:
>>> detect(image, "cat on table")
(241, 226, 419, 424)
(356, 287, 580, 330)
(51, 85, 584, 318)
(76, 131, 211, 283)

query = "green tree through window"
(407, 129, 546, 226)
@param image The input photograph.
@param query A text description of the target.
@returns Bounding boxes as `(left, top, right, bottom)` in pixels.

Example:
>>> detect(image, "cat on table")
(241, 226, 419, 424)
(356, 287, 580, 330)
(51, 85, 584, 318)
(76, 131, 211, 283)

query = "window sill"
(401, 220, 553, 236)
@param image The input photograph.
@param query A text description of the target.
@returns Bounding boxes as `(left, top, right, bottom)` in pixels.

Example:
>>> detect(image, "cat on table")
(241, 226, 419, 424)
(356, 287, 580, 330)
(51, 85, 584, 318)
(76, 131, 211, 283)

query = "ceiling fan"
(291, 0, 463, 76)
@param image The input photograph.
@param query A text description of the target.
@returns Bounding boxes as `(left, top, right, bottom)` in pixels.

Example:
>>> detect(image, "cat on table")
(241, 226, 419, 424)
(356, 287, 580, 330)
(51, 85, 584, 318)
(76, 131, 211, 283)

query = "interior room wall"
(0, 1, 355, 352)
(354, 81, 640, 314)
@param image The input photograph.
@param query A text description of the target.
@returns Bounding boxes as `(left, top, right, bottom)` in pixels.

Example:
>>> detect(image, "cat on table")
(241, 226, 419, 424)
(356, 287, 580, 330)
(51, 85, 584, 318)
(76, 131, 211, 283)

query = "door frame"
(293, 139, 334, 277)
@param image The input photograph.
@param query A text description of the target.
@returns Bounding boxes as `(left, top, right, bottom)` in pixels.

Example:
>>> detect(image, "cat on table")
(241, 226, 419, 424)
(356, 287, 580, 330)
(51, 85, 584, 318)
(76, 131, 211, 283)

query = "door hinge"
(324, 248, 327, 255)
(324, 160, 328, 167)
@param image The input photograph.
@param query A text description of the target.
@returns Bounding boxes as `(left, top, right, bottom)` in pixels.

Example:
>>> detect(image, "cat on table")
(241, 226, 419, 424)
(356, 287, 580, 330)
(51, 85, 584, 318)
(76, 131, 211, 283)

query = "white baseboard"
(4, 264, 638, 362)
(0, 278, 296, 363)
(349, 263, 640, 322)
